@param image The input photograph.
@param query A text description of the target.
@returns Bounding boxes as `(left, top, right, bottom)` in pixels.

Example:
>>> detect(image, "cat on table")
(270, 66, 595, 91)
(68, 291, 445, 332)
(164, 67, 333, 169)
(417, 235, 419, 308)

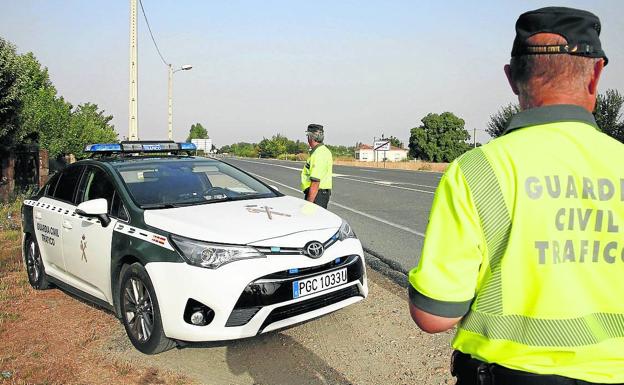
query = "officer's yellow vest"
(301, 144, 333, 191)
(410, 109, 624, 383)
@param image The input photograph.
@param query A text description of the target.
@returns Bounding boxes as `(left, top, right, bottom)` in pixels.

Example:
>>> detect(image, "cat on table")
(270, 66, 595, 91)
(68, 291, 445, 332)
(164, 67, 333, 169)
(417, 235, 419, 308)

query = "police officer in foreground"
(408, 7, 624, 385)
(301, 124, 333, 208)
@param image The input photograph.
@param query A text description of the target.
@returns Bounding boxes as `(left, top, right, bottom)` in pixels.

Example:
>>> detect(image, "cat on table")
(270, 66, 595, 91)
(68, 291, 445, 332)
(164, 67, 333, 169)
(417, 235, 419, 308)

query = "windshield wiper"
(141, 203, 178, 209)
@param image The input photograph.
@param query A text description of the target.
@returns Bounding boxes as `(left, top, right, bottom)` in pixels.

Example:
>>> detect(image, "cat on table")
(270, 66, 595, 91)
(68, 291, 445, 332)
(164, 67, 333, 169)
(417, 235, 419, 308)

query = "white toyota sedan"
(21, 142, 368, 354)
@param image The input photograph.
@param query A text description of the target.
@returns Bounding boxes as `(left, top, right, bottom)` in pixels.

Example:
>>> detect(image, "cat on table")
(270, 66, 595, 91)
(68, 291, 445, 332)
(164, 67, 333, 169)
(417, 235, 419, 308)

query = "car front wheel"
(25, 237, 51, 290)
(119, 263, 175, 354)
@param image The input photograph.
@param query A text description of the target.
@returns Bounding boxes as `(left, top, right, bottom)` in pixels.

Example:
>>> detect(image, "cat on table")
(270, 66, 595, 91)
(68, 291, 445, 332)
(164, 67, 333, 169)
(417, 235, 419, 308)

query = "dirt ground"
(1, 225, 454, 385)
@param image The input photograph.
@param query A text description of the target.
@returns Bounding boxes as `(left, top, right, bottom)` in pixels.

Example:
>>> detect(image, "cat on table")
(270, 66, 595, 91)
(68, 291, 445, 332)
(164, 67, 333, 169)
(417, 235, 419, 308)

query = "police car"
(21, 142, 368, 354)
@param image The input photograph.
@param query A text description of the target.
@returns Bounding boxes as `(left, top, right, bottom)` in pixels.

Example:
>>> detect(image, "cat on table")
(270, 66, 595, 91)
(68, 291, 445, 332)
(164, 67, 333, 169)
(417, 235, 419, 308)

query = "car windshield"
(113, 159, 278, 208)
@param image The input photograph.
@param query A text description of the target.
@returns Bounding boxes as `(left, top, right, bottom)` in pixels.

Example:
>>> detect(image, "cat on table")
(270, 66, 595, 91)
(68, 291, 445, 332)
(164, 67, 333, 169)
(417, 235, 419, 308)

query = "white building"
(191, 138, 213, 153)
(355, 144, 408, 162)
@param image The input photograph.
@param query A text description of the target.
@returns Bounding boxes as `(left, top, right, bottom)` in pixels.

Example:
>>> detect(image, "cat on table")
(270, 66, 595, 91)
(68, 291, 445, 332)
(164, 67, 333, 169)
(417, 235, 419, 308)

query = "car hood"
(143, 195, 342, 246)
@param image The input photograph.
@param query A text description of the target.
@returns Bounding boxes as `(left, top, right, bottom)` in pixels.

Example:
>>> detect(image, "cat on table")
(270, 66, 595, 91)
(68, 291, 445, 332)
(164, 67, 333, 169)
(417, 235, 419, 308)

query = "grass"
(333, 158, 448, 172)
(0, 193, 198, 385)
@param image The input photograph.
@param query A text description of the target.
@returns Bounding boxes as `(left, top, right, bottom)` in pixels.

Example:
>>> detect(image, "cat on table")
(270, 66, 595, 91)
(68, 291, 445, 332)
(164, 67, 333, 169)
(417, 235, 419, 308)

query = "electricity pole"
(128, 0, 139, 140)
(473, 128, 476, 148)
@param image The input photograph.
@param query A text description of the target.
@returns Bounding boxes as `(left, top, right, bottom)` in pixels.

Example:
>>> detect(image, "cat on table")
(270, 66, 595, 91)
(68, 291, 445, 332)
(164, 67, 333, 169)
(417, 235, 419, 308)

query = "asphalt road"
(222, 157, 442, 274)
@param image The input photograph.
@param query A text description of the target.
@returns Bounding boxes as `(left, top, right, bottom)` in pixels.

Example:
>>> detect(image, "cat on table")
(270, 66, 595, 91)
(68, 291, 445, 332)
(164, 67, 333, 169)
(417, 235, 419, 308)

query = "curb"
(363, 247, 409, 288)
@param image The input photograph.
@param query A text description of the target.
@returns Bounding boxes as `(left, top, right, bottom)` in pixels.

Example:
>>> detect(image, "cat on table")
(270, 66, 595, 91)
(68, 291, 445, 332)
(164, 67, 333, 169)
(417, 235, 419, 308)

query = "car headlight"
(170, 234, 265, 269)
(338, 220, 356, 241)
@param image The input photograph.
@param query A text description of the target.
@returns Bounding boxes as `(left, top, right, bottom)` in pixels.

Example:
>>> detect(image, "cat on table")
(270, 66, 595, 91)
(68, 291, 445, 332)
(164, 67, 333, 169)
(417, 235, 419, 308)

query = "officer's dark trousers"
(303, 188, 331, 209)
(452, 351, 623, 385)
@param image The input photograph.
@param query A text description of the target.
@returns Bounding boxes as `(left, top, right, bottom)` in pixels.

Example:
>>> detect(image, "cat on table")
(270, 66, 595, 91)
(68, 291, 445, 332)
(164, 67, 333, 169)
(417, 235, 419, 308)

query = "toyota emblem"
(304, 241, 324, 259)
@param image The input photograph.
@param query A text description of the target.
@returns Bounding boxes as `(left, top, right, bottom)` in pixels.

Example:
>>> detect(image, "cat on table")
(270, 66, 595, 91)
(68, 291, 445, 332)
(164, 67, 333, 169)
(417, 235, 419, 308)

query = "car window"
(44, 172, 61, 197)
(78, 166, 115, 210)
(110, 191, 129, 221)
(113, 159, 277, 208)
(53, 166, 84, 203)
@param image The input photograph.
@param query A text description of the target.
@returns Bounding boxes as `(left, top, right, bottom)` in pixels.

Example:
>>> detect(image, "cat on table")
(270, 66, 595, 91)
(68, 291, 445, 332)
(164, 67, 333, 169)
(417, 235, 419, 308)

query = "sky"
(1, 1, 623, 148)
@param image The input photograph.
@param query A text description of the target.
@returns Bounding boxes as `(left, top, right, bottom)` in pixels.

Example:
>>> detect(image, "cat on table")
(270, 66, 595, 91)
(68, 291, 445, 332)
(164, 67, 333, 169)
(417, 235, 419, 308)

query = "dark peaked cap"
(306, 124, 324, 133)
(511, 7, 608, 65)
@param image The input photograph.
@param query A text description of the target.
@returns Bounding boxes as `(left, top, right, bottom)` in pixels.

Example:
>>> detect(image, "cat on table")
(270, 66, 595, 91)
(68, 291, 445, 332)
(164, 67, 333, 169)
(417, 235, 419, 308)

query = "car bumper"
(145, 238, 368, 342)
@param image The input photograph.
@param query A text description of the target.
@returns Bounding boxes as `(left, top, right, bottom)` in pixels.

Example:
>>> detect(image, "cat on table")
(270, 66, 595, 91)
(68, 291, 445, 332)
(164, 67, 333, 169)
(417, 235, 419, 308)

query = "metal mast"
(128, 0, 139, 140)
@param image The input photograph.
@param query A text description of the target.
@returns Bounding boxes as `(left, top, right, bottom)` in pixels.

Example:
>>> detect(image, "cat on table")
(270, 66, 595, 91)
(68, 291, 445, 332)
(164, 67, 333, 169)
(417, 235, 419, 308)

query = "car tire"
(25, 236, 52, 290)
(119, 262, 176, 354)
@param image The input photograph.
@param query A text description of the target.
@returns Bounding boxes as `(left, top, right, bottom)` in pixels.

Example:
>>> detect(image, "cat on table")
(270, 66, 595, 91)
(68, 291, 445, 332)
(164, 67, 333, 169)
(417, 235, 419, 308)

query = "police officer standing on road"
(301, 124, 333, 209)
(408, 7, 624, 385)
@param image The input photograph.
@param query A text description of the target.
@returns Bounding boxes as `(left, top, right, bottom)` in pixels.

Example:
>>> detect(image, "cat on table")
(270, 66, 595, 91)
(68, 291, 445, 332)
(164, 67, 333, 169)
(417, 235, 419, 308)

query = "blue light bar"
(84, 143, 122, 152)
(84, 142, 196, 154)
(180, 142, 197, 150)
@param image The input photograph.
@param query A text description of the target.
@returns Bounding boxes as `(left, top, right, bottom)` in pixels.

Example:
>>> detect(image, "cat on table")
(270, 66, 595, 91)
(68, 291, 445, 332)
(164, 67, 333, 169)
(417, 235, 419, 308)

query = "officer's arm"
(307, 180, 320, 203)
(409, 303, 462, 333)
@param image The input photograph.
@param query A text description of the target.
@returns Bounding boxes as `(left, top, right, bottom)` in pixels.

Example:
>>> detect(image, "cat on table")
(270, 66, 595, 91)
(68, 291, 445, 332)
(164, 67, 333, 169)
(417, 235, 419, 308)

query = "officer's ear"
(504, 64, 519, 96)
(588, 58, 604, 97)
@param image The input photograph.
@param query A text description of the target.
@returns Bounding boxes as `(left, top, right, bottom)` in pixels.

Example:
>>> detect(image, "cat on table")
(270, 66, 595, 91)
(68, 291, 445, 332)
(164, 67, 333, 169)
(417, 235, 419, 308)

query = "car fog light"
(191, 311, 205, 325)
(183, 298, 215, 326)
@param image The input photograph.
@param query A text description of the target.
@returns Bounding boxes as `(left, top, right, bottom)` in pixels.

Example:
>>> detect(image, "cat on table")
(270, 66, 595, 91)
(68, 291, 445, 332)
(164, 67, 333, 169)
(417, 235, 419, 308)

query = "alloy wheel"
(123, 277, 155, 342)
(26, 240, 40, 283)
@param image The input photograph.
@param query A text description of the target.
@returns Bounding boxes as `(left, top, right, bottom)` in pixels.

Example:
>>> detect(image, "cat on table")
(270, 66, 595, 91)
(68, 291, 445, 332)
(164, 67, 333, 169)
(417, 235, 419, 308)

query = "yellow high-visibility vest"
(301, 144, 333, 191)
(409, 105, 624, 383)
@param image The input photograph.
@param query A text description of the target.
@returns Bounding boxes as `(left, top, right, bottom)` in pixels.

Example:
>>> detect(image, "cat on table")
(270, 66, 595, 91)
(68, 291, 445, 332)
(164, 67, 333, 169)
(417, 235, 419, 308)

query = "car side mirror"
(76, 198, 111, 227)
(269, 185, 279, 192)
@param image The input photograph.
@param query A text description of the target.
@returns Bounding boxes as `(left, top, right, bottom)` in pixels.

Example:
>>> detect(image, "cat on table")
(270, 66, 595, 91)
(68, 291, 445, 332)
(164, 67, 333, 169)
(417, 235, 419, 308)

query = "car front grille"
(258, 285, 362, 333)
(225, 306, 262, 327)
(224, 255, 364, 328)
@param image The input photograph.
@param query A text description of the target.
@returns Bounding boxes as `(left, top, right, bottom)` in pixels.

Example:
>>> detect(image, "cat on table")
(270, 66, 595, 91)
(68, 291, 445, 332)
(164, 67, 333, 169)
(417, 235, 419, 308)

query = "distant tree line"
(219, 135, 355, 159)
(0, 37, 117, 158)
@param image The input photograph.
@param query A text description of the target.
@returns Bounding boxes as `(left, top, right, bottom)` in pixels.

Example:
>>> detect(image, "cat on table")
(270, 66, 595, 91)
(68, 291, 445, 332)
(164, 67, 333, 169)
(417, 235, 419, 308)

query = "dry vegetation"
(0, 198, 193, 385)
(333, 159, 448, 172)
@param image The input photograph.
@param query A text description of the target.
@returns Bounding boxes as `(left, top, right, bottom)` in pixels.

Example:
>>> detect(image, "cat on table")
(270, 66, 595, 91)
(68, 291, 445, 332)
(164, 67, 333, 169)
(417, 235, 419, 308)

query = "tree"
(325, 144, 354, 158)
(594, 89, 624, 143)
(66, 103, 117, 158)
(258, 134, 289, 158)
(186, 123, 208, 141)
(227, 142, 258, 157)
(408, 112, 471, 162)
(388, 135, 403, 148)
(486, 103, 520, 138)
(286, 139, 308, 154)
(488, 89, 624, 143)
(15, 52, 73, 152)
(0, 37, 22, 144)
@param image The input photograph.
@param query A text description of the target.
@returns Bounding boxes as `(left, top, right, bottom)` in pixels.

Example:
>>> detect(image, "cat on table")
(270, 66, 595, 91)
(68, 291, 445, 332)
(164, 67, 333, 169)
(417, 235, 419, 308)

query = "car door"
(33, 166, 84, 276)
(62, 165, 124, 304)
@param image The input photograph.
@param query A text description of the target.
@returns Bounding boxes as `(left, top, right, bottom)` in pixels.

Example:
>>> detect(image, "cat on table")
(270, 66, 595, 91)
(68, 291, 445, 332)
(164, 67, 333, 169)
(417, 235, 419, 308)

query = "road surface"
(223, 157, 442, 275)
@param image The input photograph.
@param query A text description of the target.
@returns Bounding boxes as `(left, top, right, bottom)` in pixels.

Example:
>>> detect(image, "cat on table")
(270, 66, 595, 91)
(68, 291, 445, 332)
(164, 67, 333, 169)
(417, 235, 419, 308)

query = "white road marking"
(374, 181, 394, 185)
(233, 158, 435, 193)
(250, 174, 425, 238)
(334, 175, 434, 194)
(233, 158, 346, 177)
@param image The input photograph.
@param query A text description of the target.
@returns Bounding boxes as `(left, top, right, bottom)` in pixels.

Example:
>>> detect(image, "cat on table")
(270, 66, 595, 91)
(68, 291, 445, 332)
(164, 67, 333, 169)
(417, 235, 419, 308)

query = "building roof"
(357, 144, 407, 151)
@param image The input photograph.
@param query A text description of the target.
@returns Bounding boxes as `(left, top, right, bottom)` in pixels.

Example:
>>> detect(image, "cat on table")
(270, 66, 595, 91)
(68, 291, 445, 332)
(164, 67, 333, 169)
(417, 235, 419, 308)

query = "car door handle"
(62, 220, 73, 229)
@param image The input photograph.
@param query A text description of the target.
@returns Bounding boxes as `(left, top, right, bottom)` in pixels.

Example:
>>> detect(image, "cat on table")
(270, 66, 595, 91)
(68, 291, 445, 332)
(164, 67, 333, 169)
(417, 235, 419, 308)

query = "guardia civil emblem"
(80, 234, 88, 262)
(245, 205, 291, 220)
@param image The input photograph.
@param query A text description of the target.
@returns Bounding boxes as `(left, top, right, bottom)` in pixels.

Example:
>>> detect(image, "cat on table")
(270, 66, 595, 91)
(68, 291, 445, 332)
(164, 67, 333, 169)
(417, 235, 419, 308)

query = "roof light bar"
(84, 143, 123, 152)
(84, 142, 197, 153)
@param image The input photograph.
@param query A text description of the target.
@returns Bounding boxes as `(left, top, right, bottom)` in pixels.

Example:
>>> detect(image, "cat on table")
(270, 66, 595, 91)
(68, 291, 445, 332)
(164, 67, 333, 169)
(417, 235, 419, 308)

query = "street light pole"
(167, 64, 173, 140)
(128, 0, 139, 140)
(167, 64, 193, 141)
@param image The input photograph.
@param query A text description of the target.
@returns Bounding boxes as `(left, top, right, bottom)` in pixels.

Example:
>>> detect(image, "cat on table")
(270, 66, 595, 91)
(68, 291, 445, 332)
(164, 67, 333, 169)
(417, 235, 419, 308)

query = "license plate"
(292, 268, 348, 299)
